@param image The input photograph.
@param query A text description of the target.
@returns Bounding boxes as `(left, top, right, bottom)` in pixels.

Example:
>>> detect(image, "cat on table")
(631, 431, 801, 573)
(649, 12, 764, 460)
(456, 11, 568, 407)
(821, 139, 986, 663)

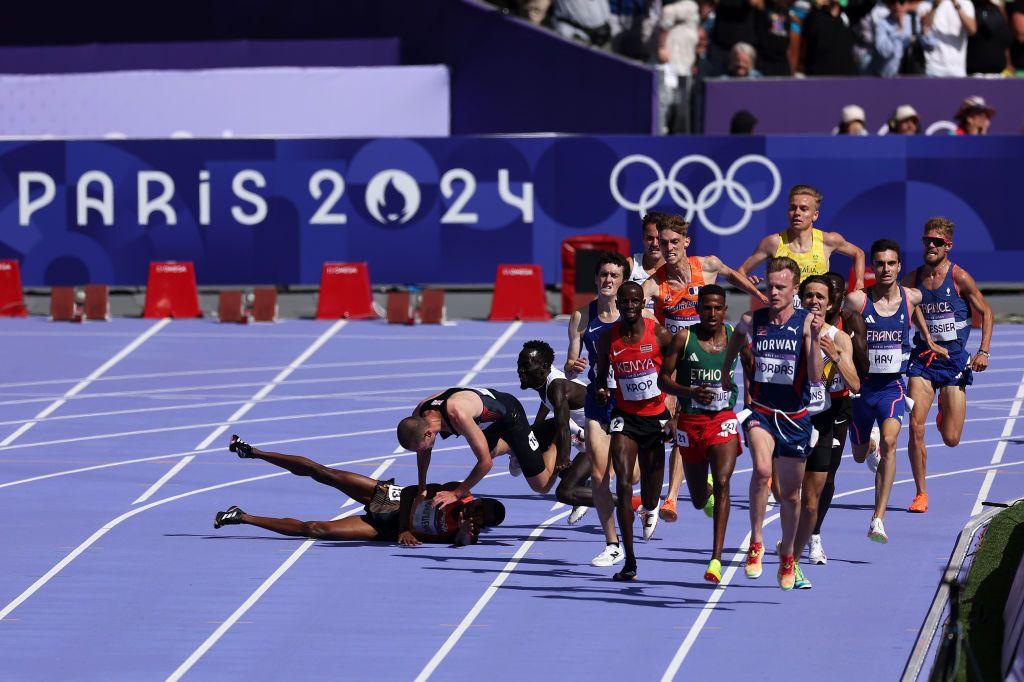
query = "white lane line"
(415, 509, 572, 682)
(660, 457, 1024, 681)
(971, 372, 1024, 516)
(457, 321, 522, 387)
(166, 458, 394, 681)
(0, 319, 171, 446)
(132, 321, 348, 504)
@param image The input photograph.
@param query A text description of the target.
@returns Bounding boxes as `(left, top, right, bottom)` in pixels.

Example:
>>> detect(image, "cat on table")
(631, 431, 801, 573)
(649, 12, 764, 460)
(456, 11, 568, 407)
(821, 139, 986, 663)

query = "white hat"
(841, 104, 866, 124)
(893, 104, 919, 122)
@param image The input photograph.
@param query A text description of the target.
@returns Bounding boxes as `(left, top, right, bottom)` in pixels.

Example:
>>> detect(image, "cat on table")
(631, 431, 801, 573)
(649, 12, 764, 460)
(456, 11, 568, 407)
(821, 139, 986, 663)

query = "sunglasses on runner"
(922, 236, 952, 248)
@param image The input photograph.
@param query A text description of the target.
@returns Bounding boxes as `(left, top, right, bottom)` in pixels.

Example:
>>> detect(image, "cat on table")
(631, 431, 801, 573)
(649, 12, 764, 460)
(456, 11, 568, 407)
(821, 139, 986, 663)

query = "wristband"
(977, 349, 990, 357)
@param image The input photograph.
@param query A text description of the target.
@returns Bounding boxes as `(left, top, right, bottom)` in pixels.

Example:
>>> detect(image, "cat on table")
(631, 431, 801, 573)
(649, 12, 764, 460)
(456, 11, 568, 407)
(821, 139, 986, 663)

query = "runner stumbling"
(215, 436, 505, 546)
(595, 281, 675, 582)
(903, 217, 994, 514)
(658, 284, 745, 585)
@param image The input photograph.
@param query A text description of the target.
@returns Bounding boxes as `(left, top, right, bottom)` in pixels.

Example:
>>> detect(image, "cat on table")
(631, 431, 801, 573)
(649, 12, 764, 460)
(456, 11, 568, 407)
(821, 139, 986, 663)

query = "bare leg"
(249, 447, 377, 504)
(874, 418, 901, 520)
(708, 442, 738, 563)
(796, 471, 826, 555)
(612, 434, 640, 578)
(775, 456, 806, 558)
(746, 427, 775, 545)
(555, 452, 593, 506)
(907, 377, 935, 496)
(664, 444, 685, 506)
(526, 442, 560, 493)
(587, 420, 619, 545)
(938, 385, 967, 447)
(238, 512, 380, 541)
(682, 457, 711, 510)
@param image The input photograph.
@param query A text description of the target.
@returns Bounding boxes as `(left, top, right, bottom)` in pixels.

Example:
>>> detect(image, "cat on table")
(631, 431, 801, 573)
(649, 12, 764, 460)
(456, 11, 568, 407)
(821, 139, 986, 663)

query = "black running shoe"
(214, 506, 245, 529)
(612, 560, 638, 582)
(229, 434, 253, 458)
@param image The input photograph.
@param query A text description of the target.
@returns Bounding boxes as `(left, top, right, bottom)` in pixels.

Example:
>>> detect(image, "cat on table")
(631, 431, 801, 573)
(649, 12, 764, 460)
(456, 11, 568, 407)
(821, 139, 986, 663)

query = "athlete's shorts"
(850, 376, 906, 446)
(675, 410, 742, 464)
(742, 405, 813, 459)
(584, 384, 614, 427)
(908, 346, 973, 389)
(363, 478, 402, 541)
(806, 397, 851, 473)
(481, 392, 546, 478)
(610, 409, 671, 453)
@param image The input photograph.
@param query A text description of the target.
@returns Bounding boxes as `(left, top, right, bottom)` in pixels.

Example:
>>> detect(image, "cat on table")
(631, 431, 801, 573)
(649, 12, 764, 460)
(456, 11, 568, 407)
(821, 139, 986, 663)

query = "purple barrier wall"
(705, 78, 1024, 135)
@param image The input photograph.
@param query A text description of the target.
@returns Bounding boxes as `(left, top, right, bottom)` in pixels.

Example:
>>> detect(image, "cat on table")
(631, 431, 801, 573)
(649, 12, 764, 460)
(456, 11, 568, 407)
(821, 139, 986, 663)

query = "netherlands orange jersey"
(653, 257, 706, 334)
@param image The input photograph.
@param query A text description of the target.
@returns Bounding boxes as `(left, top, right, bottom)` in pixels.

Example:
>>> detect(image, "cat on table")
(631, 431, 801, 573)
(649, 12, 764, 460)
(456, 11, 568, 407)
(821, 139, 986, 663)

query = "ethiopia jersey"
(677, 324, 738, 415)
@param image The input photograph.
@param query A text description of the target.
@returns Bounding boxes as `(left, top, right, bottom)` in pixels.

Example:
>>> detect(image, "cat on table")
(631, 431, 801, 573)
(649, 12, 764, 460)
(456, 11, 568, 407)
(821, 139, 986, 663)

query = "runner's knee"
(303, 521, 330, 539)
(941, 430, 961, 448)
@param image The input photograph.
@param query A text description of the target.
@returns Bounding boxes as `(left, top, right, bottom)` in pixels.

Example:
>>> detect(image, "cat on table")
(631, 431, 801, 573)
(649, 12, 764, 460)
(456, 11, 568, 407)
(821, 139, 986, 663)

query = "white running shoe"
(508, 455, 522, 477)
(808, 534, 827, 565)
(639, 505, 660, 541)
(591, 543, 625, 567)
(568, 505, 589, 525)
(868, 517, 889, 543)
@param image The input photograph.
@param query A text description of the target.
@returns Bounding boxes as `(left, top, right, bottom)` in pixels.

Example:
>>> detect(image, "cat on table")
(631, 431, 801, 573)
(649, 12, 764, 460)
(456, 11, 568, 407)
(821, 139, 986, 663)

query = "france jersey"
(908, 264, 974, 388)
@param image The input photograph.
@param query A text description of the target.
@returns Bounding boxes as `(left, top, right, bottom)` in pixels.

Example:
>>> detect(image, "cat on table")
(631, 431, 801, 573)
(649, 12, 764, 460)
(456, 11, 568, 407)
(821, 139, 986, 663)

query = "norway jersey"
(582, 300, 618, 387)
(610, 318, 667, 416)
(861, 287, 913, 375)
(913, 264, 970, 354)
(652, 257, 706, 333)
(748, 307, 811, 414)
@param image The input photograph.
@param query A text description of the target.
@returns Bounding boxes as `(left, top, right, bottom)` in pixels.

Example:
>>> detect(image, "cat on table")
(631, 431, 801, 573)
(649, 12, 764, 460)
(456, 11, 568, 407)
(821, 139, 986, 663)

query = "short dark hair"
(698, 283, 727, 303)
(870, 238, 902, 263)
(397, 416, 428, 450)
(522, 340, 554, 367)
(617, 280, 644, 298)
(642, 211, 667, 230)
(594, 251, 629, 277)
(478, 498, 505, 527)
(766, 256, 801, 284)
(799, 274, 834, 299)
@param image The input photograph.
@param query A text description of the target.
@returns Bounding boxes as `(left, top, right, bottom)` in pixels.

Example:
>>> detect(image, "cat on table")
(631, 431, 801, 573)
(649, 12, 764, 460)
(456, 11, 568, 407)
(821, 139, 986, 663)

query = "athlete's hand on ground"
(971, 353, 989, 372)
(596, 387, 609, 406)
(819, 333, 839, 361)
(692, 386, 717, 405)
(432, 490, 461, 509)
(455, 515, 479, 546)
(397, 531, 422, 547)
(926, 341, 950, 360)
(566, 357, 587, 379)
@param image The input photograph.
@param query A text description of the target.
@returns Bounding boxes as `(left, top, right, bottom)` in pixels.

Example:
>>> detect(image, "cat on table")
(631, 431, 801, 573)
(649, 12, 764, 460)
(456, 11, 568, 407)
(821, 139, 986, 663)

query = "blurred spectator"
(801, 0, 859, 74)
(729, 41, 766, 74)
(709, 0, 760, 72)
(551, 0, 613, 47)
(730, 109, 759, 132)
(699, 0, 718, 33)
(657, 0, 700, 132)
(1011, 0, 1024, 71)
(955, 95, 995, 134)
(868, 0, 934, 75)
(610, 0, 662, 60)
(753, 0, 794, 74)
(888, 104, 921, 133)
(966, 0, 1012, 73)
(917, 0, 978, 76)
(838, 104, 869, 134)
(788, 0, 814, 73)
(518, 0, 552, 23)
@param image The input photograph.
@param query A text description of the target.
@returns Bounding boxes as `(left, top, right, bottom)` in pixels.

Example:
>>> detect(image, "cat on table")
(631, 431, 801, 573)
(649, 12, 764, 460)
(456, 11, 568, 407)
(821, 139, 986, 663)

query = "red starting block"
(252, 288, 277, 322)
(143, 261, 201, 318)
(0, 260, 28, 317)
(489, 264, 550, 321)
(316, 262, 377, 320)
(419, 289, 446, 324)
(84, 284, 109, 321)
(50, 287, 81, 322)
(386, 291, 414, 325)
(218, 291, 248, 323)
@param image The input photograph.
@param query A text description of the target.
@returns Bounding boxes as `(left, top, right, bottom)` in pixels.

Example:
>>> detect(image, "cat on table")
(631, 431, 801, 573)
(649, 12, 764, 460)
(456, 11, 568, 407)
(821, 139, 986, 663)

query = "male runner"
(722, 257, 823, 591)
(846, 239, 946, 542)
(902, 217, 993, 513)
(214, 436, 505, 546)
(795, 276, 861, 578)
(737, 184, 866, 292)
(627, 211, 667, 285)
(658, 284, 744, 584)
(595, 281, 674, 581)
(565, 252, 642, 567)
(641, 214, 767, 523)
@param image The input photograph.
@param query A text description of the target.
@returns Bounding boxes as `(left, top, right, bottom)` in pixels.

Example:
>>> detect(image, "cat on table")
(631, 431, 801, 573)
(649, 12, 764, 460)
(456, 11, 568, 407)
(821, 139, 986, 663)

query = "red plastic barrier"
(560, 235, 631, 314)
(143, 262, 202, 318)
(316, 262, 376, 320)
(0, 260, 28, 317)
(489, 264, 550, 321)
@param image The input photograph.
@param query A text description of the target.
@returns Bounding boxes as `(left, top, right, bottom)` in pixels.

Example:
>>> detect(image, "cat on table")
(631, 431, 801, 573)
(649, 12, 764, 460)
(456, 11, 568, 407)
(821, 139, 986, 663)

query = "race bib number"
(719, 418, 738, 436)
(926, 314, 958, 342)
(528, 431, 539, 451)
(665, 317, 697, 334)
(386, 485, 403, 502)
(807, 382, 827, 414)
(692, 386, 732, 412)
(753, 355, 798, 385)
(869, 348, 902, 374)
(620, 372, 661, 401)
(676, 430, 690, 447)
(610, 416, 625, 433)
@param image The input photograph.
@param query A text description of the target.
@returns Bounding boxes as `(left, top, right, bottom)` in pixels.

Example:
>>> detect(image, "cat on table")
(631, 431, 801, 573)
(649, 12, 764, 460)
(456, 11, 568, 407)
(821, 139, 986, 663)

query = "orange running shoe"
(909, 492, 929, 513)
(778, 555, 796, 590)
(659, 498, 678, 522)
(745, 542, 764, 579)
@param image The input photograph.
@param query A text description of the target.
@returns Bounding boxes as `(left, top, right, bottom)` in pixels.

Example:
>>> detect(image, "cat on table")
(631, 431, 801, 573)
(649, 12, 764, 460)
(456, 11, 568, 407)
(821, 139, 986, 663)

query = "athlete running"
(627, 211, 667, 285)
(722, 257, 823, 591)
(903, 217, 993, 513)
(658, 284, 745, 584)
(846, 239, 946, 542)
(214, 436, 505, 546)
(595, 281, 674, 581)
(565, 252, 642, 567)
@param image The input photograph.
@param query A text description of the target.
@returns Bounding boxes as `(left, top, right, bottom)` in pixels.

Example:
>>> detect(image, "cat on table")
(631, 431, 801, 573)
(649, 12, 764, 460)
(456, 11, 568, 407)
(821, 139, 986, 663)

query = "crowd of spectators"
(833, 94, 996, 133)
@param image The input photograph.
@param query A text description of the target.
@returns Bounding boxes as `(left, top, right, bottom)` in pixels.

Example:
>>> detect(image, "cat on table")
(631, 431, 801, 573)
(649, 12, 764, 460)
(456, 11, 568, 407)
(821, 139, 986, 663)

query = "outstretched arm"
(736, 235, 777, 286)
(703, 254, 769, 304)
(432, 412, 493, 508)
(825, 231, 865, 290)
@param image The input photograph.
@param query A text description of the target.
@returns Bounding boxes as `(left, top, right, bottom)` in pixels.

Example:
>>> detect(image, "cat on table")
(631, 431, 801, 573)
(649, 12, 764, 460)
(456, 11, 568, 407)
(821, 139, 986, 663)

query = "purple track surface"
(1, 318, 1022, 680)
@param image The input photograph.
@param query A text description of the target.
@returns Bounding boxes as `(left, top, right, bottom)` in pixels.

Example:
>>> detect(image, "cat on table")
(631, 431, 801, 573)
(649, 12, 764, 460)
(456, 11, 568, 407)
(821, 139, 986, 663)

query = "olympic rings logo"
(609, 154, 782, 236)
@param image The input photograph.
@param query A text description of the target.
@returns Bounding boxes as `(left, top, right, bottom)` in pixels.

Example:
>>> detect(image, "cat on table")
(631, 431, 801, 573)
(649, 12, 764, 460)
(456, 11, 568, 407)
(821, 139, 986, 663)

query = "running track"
(1, 318, 1022, 681)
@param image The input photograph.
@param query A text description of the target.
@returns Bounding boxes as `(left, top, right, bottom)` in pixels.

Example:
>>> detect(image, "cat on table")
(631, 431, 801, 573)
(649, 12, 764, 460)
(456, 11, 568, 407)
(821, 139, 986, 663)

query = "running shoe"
(909, 492, 929, 513)
(868, 517, 889, 543)
(214, 505, 244, 529)
(808, 534, 827, 565)
(659, 498, 678, 522)
(639, 505, 660, 541)
(631, 495, 643, 512)
(508, 455, 522, 477)
(704, 558, 723, 584)
(778, 555, 796, 590)
(229, 434, 254, 458)
(793, 564, 812, 590)
(866, 426, 881, 473)
(591, 543, 625, 567)
(568, 505, 589, 525)
(612, 559, 638, 582)
(703, 474, 715, 518)
(745, 542, 764, 579)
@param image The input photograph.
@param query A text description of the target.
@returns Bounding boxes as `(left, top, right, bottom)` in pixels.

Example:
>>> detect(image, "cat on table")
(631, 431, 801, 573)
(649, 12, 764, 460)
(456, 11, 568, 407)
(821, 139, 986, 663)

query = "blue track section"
(0, 318, 1021, 681)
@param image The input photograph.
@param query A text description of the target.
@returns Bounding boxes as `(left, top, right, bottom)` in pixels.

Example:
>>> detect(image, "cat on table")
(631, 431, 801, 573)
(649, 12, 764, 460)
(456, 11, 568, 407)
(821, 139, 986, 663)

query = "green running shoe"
(794, 564, 812, 590)
(703, 474, 715, 518)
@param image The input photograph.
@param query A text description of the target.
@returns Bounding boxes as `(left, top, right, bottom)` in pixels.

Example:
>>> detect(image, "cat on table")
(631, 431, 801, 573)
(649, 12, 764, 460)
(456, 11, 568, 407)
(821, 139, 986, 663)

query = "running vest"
(809, 324, 842, 414)
(913, 263, 971, 354)
(610, 317, 667, 416)
(542, 367, 587, 430)
(775, 228, 828, 280)
(861, 287, 913, 376)
(419, 387, 507, 439)
(748, 307, 812, 414)
(582, 300, 618, 387)
(410, 496, 464, 536)
(677, 324, 738, 415)
(629, 252, 652, 284)
(652, 257, 705, 333)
